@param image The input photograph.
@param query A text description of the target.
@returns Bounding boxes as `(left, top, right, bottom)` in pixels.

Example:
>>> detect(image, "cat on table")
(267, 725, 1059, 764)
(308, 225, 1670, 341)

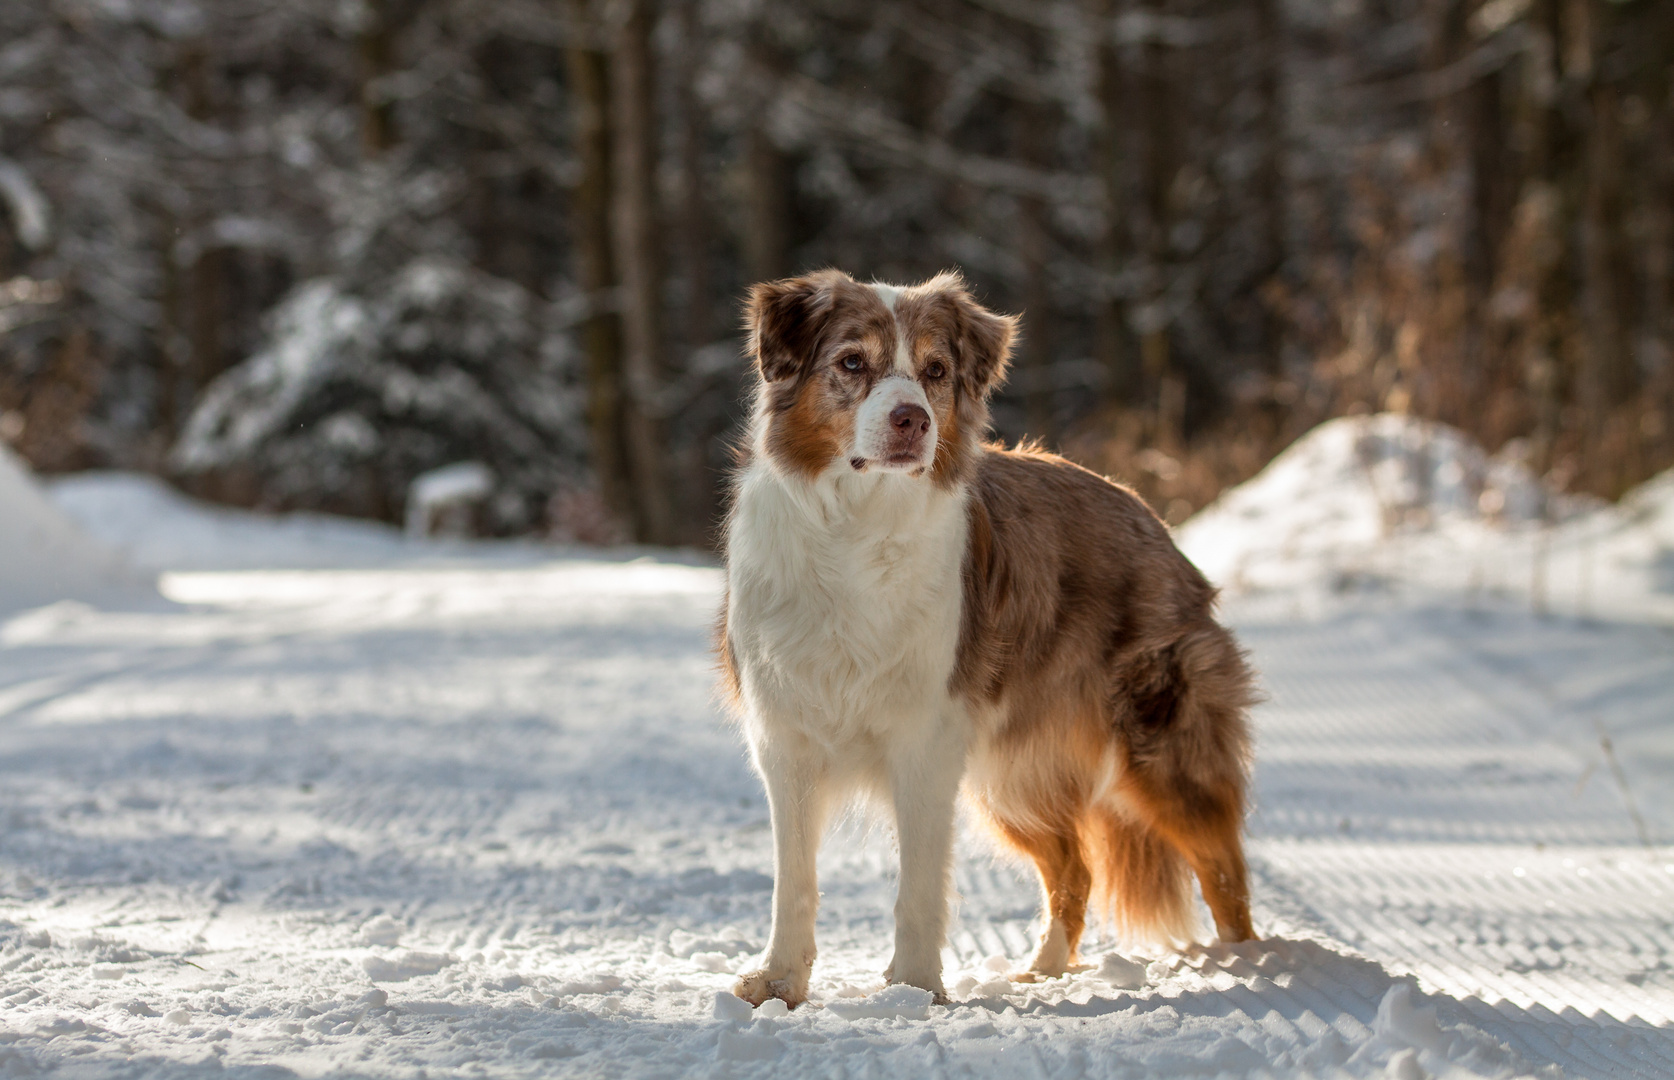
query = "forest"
(0, 0, 1670, 546)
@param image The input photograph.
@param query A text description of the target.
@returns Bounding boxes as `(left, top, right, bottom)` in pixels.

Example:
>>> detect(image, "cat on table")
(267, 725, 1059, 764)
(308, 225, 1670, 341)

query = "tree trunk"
(1646, 85, 1673, 366)
(1581, 75, 1634, 415)
(564, 10, 632, 532)
(1516, 0, 1580, 474)
(1090, 0, 1131, 406)
(359, 0, 398, 155)
(1139, 0, 1180, 448)
(1468, 68, 1509, 288)
(743, 124, 790, 284)
(176, 40, 228, 420)
(188, 250, 225, 390)
(610, 0, 675, 544)
(1015, 101, 1055, 443)
(157, 206, 186, 439)
(674, 0, 714, 349)
(1253, 0, 1287, 376)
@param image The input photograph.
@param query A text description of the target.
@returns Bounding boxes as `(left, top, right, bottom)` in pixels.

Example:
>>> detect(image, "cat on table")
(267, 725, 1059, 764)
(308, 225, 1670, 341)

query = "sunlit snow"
(1, 419, 1670, 1078)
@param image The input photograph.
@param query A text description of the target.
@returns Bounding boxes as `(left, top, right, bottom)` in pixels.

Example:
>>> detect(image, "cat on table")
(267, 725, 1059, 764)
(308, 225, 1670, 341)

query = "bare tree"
(564, 2, 632, 531)
(610, 0, 674, 543)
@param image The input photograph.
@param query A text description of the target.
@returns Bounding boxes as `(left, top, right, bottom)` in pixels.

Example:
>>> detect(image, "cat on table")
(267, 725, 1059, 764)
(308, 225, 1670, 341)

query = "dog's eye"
(839, 354, 865, 373)
(924, 361, 946, 380)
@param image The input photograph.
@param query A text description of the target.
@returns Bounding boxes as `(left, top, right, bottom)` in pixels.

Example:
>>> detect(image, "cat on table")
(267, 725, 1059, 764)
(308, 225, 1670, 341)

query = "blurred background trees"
(0, 0, 1670, 545)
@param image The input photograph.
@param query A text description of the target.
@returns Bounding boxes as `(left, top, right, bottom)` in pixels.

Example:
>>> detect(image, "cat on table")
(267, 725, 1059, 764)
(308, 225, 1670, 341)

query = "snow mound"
(46, 469, 714, 579)
(1095, 951, 1149, 990)
(0, 445, 140, 612)
(1176, 413, 1674, 624)
(48, 470, 415, 571)
(1600, 466, 1674, 567)
(1177, 414, 1554, 594)
(824, 984, 936, 1021)
(1345, 982, 1551, 1079)
(357, 914, 404, 947)
(361, 950, 456, 983)
(711, 991, 754, 1021)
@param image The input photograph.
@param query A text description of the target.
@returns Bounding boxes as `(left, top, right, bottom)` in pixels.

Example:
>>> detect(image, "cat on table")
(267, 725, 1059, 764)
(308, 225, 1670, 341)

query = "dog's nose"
(890, 403, 931, 438)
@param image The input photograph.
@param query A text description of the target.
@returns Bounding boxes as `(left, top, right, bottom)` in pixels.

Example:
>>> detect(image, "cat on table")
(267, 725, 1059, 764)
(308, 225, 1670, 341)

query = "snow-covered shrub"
(172, 258, 586, 533)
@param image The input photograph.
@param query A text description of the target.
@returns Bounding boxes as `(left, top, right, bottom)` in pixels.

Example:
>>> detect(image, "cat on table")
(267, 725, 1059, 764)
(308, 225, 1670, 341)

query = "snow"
(47, 470, 415, 572)
(405, 461, 495, 536)
(0, 156, 52, 250)
(0, 446, 142, 613)
(823, 984, 937, 1022)
(2, 423, 1671, 1078)
(1095, 952, 1149, 991)
(167, 260, 588, 534)
(44, 470, 654, 574)
(171, 280, 369, 471)
(1175, 414, 1674, 625)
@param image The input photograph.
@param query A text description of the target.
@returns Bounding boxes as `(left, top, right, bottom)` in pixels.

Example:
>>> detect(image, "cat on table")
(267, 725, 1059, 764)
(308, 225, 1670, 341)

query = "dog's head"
(744, 269, 1017, 486)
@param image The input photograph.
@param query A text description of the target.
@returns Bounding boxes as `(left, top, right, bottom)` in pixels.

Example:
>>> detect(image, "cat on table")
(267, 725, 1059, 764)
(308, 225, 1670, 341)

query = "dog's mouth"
(850, 452, 932, 474)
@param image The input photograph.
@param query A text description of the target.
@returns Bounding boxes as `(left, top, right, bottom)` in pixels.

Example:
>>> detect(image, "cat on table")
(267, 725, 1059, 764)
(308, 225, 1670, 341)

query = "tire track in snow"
(1239, 602, 1674, 1077)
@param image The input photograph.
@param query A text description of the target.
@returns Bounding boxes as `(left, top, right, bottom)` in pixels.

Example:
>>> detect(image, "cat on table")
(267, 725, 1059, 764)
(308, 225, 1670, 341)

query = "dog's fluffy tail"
(1083, 620, 1257, 948)
(1081, 807, 1202, 948)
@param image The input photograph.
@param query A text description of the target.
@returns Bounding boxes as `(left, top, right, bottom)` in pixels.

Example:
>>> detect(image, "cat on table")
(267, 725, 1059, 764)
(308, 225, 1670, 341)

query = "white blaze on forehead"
(867, 281, 913, 375)
(868, 281, 902, 310)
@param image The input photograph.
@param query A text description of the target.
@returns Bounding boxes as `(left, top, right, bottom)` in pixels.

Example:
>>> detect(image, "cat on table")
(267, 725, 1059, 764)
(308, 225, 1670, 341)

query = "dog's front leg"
(883, 721, 965, 1004)
(735, 735, 830, 1009)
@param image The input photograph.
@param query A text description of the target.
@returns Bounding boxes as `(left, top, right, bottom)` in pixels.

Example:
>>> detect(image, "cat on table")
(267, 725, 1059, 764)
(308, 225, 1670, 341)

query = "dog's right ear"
(745, 272, 840, 383)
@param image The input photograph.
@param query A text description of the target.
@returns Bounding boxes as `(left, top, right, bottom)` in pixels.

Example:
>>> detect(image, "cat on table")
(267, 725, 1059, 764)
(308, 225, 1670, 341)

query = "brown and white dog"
(718, 269, 1255, 1008)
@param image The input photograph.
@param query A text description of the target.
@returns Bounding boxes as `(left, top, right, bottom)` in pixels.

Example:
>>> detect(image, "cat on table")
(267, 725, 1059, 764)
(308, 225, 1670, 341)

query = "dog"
(717, 269, 1255, 1008)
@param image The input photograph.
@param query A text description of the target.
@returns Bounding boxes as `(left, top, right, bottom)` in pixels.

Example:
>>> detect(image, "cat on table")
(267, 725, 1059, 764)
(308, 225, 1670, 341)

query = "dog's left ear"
(943, 279, 1018, 399)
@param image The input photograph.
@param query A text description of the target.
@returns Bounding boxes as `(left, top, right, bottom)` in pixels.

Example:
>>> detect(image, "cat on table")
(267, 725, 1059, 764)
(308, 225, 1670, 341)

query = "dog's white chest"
(727, 465, 968, 745)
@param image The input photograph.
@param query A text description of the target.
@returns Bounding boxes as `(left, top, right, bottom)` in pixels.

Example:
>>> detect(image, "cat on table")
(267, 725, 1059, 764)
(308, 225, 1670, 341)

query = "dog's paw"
(734, 969, 807, 1010)
(1014, 961, 1088, 984)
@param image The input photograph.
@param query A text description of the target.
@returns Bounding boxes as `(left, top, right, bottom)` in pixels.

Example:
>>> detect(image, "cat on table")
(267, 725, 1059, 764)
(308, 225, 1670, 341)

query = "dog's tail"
(1081, 807, 1202, 948)
(1095, 621, 1258, 945)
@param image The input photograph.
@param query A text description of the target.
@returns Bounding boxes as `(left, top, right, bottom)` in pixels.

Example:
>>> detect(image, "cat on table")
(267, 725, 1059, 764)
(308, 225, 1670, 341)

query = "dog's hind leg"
(1116, 628, 1256, 943)
(735, 735, 833, 1008)
(1119, 777, 1253, 942)
(988, 818, 1092, 980)
(1180, 811, 1253, 943)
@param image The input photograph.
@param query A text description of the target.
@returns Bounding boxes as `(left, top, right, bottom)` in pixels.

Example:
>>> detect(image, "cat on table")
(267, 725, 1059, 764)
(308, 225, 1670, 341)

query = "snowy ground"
(2, 428, 1672, 1079)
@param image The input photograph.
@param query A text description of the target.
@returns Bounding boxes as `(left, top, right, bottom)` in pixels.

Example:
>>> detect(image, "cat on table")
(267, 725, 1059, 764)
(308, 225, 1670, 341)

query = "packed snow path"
(1, 558, 1671, 1079)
